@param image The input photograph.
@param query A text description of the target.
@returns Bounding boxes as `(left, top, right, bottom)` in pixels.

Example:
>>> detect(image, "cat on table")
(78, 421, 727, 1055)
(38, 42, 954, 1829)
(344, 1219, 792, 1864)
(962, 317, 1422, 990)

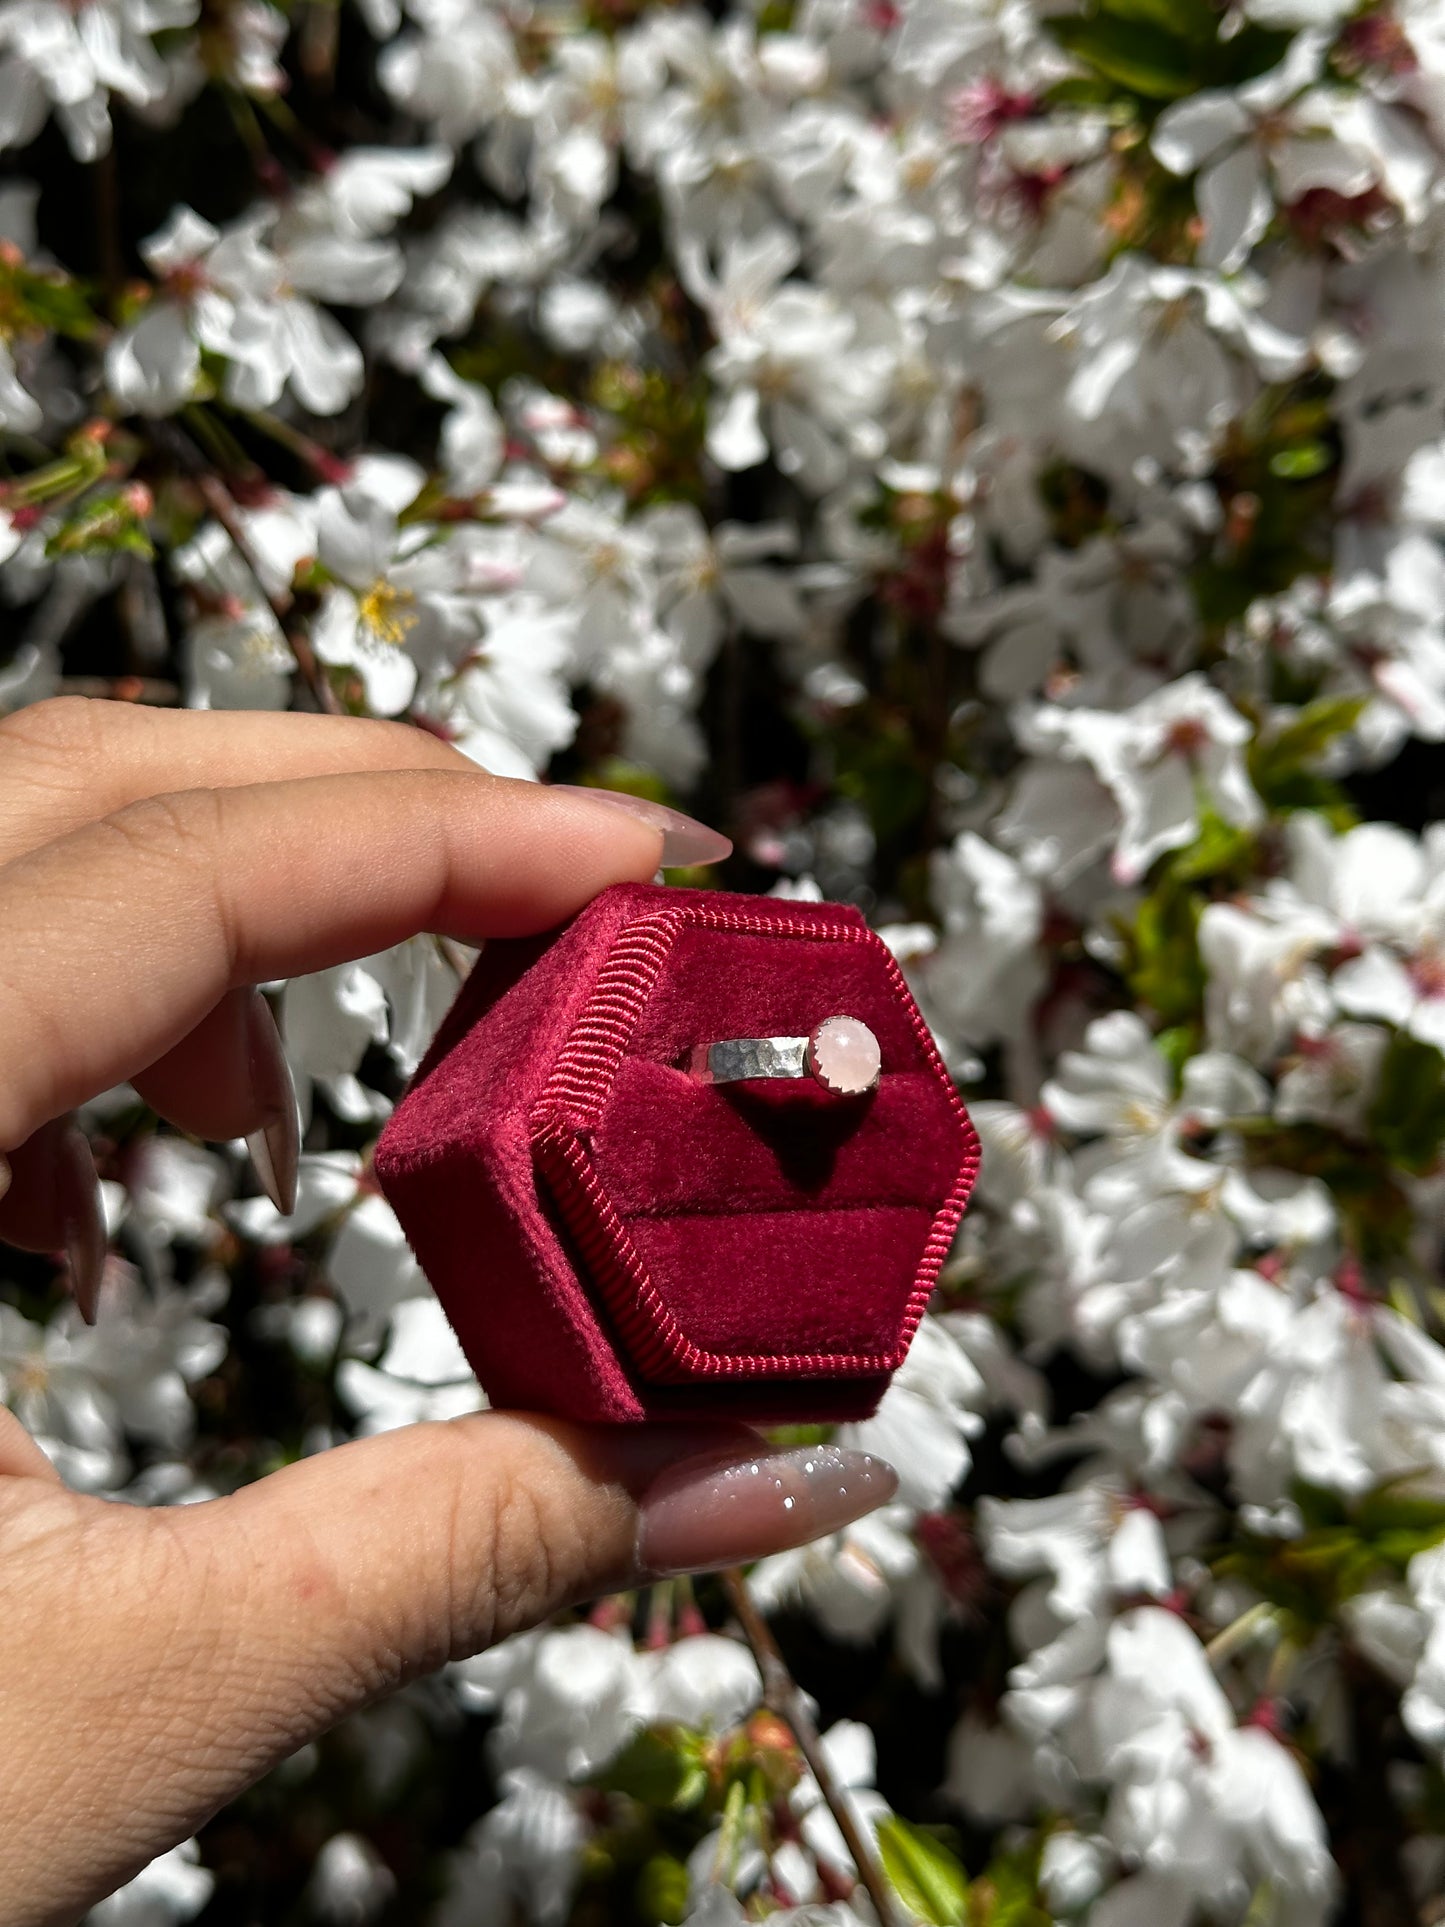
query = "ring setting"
(690, 1015, 882, 1097)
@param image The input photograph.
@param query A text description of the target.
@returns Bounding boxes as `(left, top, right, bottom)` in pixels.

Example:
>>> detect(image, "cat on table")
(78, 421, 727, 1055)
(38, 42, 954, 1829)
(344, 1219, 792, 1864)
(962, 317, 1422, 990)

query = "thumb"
(0, 1413, 894, 1926)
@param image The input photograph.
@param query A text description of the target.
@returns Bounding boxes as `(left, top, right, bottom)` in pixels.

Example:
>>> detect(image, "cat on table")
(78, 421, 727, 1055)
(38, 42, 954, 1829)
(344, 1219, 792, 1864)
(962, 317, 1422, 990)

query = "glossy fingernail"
(57, 1124, 106, 1325)
(636, 1445, 897, 1578)
(551, 785, 733, 869)
(245, 990, 300, 1217)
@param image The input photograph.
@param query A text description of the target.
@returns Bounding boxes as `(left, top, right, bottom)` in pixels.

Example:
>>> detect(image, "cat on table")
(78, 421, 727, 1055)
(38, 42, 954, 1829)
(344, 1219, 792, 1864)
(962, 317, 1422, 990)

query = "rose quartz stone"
(807, 1015, 882, 1096)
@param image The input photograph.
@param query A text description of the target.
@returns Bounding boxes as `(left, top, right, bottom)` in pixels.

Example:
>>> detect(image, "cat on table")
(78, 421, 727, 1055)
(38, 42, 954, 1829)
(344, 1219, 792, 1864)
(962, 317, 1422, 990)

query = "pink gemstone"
(807, 1015, 882, 1096)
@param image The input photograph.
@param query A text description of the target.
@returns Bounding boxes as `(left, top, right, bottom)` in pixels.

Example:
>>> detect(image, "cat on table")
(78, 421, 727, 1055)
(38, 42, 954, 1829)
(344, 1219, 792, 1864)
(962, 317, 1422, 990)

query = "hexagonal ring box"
(375, 883, 981, 1424)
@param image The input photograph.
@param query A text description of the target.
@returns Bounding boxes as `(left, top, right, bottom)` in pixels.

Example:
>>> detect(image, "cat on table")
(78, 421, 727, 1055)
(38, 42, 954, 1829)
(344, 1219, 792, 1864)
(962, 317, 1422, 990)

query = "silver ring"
(689, 1015, 882, 1096)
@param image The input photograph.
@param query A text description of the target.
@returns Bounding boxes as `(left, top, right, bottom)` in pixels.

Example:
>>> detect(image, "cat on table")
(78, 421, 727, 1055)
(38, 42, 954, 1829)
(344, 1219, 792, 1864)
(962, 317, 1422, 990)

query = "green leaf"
(1357, 1486, 1445, 1537)
(7, 266, 100, 340)
(876, 1815, 969, 1926)
(635, 1853, 692, 1924)
(1268, 442, 1334, 481)
(1248, 696, 1366, 822)
(1255, 695, 1367, 769)
(1190, 377, 1342, 643)
(1375, 1526, 1445, 1568)
(1255, 770, 1358, 826)
(1214, 21, 1296, 85)
(1124, 883, 1204, 1027)
(1235, 1119, 1413, 1262)
(1155, 1025, 1199, 1084)
(1118, 812, 1263, 1028)
(1369, 1033, 1445, 1177)
(1097, 0, 1214, 41)
(1167, 810, 1256, 885)
(1048, 0, 1291, 97)
(45, 487, 154, 560)
(1049, 14, 1196, 97)
(1220, 1481, 1445, 1630)
(967, 1838, 1051, 1926)
(581, 759, 673, 805)
(593, 1728, 709, 1812)
(765, 1422, 833, 1448)
(1041, 74, 1122, 106)
(829, 713, 933, 847)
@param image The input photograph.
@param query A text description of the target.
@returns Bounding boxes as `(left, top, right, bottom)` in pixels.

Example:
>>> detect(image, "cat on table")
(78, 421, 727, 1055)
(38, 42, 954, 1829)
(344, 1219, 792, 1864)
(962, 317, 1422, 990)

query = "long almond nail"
(57, 1124, 106, 1325)
(245, 990, 300, 1217)
(637, 1445, 897, 1578)
(551, 785, 732, 869)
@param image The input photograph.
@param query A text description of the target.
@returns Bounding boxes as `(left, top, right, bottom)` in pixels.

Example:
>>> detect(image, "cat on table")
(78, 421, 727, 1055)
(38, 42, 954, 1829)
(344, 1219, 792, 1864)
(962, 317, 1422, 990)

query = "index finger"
(0, 700, 473, 868)
(0, 769, 665, 1150)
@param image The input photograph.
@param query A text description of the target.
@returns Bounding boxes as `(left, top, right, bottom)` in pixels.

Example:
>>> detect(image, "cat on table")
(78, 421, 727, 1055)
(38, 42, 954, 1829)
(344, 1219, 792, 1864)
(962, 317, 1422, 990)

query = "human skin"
(0, 700, 895, 1927)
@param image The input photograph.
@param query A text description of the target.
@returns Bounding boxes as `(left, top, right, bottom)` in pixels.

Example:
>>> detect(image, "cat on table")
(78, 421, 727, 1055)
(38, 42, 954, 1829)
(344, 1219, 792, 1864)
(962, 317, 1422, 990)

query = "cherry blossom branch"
(435, 934, 476, 982)
(93, 145, 123, 304)
(117, 555, 170, 672)
(298, 0, 339, 92)
(149, 418, 343, 716)
(189, 470, 343, 718)
(721, 1566, 902, 1927)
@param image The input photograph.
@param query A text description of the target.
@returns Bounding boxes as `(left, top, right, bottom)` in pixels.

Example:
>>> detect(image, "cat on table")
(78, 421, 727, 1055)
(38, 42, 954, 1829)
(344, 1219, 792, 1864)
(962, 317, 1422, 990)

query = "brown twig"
(188, 470, 342, 716)
(298, 0, 339, 93)
(93, 143, 124, 306)
(116, 555, 169, 672)
(435, 934, 476, 982)
(149, 417, 343, 715)
(721, 1567, 902, 1927)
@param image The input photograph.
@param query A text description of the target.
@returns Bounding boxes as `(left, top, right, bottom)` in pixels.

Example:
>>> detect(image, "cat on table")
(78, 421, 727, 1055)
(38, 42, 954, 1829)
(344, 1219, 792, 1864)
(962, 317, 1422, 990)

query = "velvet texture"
(375, 883, 980, 1423)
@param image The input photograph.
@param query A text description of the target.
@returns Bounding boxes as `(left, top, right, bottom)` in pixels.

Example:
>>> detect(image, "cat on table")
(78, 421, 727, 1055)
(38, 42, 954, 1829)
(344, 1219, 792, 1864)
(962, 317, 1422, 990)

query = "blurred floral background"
(8, 0, 1445, 1919)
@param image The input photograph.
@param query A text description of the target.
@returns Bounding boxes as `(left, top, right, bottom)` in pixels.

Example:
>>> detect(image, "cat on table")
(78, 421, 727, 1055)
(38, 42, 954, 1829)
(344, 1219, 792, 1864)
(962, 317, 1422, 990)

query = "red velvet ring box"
(374, 882, 980, 1424)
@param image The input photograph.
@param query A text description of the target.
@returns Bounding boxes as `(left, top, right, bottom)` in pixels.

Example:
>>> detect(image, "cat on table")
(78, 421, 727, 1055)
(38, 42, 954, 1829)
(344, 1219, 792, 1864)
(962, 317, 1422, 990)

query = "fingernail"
(245, 990, 300, 1217)
(551, 785, 732, 869)
(636, 1445, 897, 1579)
(0, 1151, 9, 1205)
(57, 1124, 106, 1325)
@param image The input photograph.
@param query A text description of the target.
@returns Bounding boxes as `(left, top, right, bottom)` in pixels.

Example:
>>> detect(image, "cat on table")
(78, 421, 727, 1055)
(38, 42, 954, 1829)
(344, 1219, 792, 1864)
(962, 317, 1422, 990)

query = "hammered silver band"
(688, 1015, 882, 1097)
(690, 1036, 811, 1083)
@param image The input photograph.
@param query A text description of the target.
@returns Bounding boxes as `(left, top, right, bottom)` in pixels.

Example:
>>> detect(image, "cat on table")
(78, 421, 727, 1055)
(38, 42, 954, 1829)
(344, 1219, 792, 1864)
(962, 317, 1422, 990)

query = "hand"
(0, 700, 896, 1927)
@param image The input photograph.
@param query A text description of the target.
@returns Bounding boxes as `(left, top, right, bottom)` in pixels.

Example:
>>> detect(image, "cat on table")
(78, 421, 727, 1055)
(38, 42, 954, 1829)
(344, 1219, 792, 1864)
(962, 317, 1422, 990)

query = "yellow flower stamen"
(357, 576, 419, 647)
(15, 1354, 48, 1397)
